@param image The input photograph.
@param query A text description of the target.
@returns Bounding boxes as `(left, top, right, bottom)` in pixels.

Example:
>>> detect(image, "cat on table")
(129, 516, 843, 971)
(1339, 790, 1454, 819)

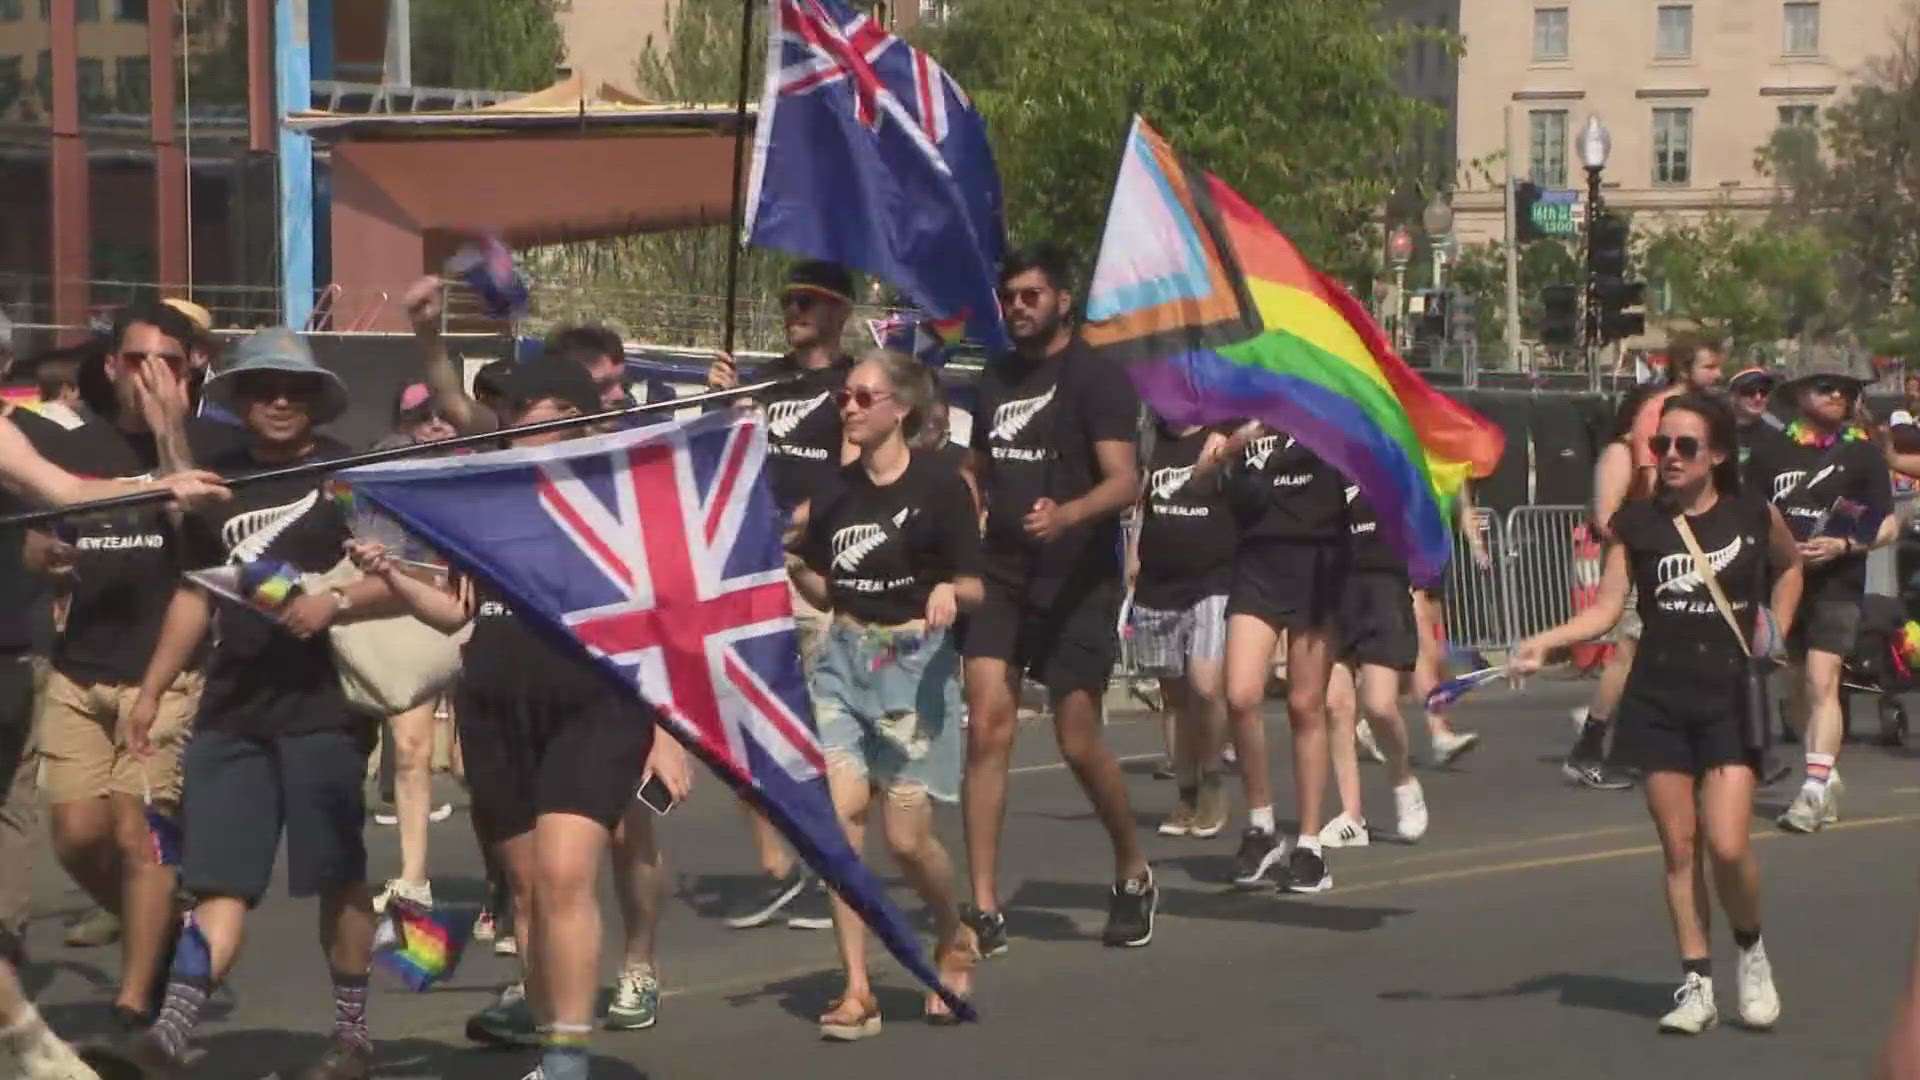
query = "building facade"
(1452, 0, 1909, 246)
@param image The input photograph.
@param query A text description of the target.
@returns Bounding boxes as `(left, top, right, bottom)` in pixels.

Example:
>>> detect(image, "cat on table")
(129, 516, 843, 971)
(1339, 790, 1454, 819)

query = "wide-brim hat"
(1779, 355, 1869, 397)
(783, 260, 854, 305)
(204, 327, 349, 425)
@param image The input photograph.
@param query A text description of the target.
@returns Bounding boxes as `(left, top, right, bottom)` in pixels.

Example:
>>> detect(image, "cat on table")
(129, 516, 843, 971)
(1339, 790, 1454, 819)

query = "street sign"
(1529, 189, 1580, 238)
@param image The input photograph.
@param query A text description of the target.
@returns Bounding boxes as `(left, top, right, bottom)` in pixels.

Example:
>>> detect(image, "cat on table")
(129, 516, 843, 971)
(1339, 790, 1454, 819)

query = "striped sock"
(541, 1023, 592, 1080)
(149, 975, 210, 1060)
(332, 971, 370, 1050)
(1804, 753, 1835, 791)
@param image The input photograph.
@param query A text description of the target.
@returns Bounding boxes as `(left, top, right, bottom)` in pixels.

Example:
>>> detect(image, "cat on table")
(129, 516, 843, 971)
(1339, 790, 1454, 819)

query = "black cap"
(784, 260, 854, 305)
(492, 357, 601, 418)
(473, 358, 516, 398)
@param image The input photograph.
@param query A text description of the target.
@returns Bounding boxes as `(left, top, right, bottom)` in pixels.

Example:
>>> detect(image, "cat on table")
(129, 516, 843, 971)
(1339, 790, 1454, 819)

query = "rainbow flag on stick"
(372, 899, 471, 991)
(1084, 118, 1504, 585)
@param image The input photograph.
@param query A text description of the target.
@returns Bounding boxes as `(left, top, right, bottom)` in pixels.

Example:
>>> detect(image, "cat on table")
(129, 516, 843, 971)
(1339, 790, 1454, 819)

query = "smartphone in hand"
(636, 774, 677, 815)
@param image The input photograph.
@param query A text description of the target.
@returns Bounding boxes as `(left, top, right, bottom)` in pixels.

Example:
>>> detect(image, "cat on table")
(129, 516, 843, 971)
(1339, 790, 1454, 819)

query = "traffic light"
(1595, 276, 1647, 342)
(1416, 289, 1448, 343)
(1588, 211, 1630, 277)
(1540, 283, 1581, 346)
(1514, 180, 1543, 244)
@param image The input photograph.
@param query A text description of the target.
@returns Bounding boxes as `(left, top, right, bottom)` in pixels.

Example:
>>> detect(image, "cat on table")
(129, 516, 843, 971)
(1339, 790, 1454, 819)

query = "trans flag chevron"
(339, 411, 971, 1019)
(1083, 117, 1505, 586)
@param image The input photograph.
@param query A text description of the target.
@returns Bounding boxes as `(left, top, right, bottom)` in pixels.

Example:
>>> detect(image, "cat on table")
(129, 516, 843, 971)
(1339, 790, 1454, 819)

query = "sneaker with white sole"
(1658, 972, 1718, 1034)
(1157, 801, 1197, 837)
(605, 963, 660, 1030)
(1318, 813, 1370, 848)
(428, 802, 454, 823)
(371, 878, 433, 915)
(1231, 828, 1286, 889)
(1736, 940, 1781, 1029)
(1431, 729, 1480, 766)
(1191, 775, 1228, 839)
(1354, 720, 1386, 764)
(1777, 783, 1833, 833)
(1394, 779, 1429, 842)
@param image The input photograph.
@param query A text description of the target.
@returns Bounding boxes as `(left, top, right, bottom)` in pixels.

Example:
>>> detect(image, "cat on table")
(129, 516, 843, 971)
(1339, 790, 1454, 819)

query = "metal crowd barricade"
(1440, 506, 1511, 654)
(1502, 505, 1601, 647)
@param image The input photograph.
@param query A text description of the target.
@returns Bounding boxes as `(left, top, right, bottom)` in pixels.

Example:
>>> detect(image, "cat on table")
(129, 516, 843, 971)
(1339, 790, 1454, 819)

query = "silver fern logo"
(1150, 465, 1194, 500)
(990, 386, 1054, 441)
(1655, 534, 1743, 595)
(222, 490, 319, 565)
(767, 391, 830, 439)
(1772, 465, 1837, 502)
(1245, 434, 1279, 470)
(1344, 484, 1359, 504)
(830, 508, 911, 573)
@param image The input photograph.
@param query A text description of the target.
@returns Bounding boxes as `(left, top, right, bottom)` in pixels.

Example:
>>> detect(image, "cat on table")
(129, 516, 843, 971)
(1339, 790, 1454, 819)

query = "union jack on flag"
(341, 410, 971, 1018)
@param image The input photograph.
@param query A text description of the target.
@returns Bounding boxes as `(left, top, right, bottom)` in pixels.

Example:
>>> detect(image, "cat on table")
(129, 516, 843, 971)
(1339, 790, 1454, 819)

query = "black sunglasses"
(1648, 434, 1703, 459)
(1808, 379, 1856, 398)
(997, 286, 1047, 308)
(234, 372, 322, 402)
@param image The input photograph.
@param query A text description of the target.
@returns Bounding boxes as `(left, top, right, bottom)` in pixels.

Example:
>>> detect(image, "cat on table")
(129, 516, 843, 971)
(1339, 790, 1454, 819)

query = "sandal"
(818, 994, 882, 1041)
(925, 924, 980, 1025)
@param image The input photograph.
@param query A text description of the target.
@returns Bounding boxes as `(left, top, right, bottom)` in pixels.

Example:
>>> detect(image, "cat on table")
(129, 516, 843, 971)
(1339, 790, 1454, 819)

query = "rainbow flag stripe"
(373, 900, 468, 991)
(1084, 118, 1505, 585)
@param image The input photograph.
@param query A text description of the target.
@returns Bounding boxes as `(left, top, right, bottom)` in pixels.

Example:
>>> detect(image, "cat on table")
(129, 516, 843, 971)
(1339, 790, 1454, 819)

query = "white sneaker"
(1432, 729, 1481, 766)
(1354, 720, 1386, 764)
(372, 809, 400, 826)
(1826, 772, 1845, 823)
(495, 933, 519, 957)
(1737, 940, 1781, 1029)
(1777, 783, 1832, 833)
(1318, 813, 1370, 848)
(1658, 972, 1718, 1034)
(372, 877, 433, 915)
(1394, 779, 1429, 842)
(428, 802, 455, 823)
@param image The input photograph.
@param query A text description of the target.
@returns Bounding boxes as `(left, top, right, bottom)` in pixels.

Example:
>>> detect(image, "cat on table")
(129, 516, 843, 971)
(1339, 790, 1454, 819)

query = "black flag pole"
(720, 0, 759, 357)
(0, 375, 803, 530)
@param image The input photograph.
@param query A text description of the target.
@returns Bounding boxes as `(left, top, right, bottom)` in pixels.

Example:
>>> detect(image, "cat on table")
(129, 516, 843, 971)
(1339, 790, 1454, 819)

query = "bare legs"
(1644, 766, 1762, 965)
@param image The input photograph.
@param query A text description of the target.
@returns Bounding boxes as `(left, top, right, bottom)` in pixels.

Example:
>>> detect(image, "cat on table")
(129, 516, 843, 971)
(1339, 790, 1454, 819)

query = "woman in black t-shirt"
(1514, 392, 1803, 1036)
(791, 350, 983, 1037)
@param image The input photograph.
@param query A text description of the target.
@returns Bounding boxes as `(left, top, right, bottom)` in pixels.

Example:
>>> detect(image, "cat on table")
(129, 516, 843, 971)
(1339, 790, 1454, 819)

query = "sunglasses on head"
(1648, 434, 1703, 459)
(997, 286, 1047, 309)
(834, 386, 894, 410)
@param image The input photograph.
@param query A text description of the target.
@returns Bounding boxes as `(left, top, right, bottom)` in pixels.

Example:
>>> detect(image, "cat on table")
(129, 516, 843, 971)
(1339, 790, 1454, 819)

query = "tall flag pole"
(721, 0, 758, 355)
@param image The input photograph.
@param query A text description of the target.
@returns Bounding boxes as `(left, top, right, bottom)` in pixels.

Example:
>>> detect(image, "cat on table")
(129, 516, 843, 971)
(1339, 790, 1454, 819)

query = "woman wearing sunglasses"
(1744, 358, 1896, 833)
(789, 350, 983, 1038)
(1513, 392, 1802, 1035)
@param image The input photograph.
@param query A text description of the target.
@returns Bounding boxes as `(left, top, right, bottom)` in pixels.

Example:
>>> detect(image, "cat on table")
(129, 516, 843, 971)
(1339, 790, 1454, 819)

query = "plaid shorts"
(1128, 594, 1229, 678)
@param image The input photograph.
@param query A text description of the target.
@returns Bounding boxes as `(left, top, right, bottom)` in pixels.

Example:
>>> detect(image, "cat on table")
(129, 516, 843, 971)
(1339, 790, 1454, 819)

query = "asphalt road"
(20, 680, 1920, 1079)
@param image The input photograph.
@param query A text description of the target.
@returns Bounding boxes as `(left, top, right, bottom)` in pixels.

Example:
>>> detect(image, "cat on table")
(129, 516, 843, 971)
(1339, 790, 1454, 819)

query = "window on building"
(37, 0, 47, 18)
(1778, 103, 1818, 128)
(1649, 277, 1673, 317)
(1784, 2, 1819, 54)
(1533, 7, 1569, 60)
(76, 0, 97, 20)
(1529, 109, 1568, 187)
(1656, 5, 1693, 57)
(76, 55, 107, 114)
(33, 48, 49, 108)
(1653, 107, 1693, 185)
(116, 55, 148, 113)
(918, 0, 948, 23)
(0, 56, 21, 113)
(0, 0, 22, 21)
(115, 0, 145, 20)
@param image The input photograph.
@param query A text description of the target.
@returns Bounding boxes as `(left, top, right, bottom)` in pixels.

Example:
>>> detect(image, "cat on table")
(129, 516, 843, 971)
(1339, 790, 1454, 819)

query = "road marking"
(1009, 751, 1160, 775)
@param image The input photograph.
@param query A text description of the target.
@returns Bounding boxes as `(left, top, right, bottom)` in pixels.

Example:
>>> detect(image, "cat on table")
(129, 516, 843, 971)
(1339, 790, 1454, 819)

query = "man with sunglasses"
(114, 328, 398, 1080)
(1729, 368, 1787, 465)
(705, 260, 860, 932)
(19, 302, 222, 1027)
(1746, 358, 1896, 834)
(959, 242, 1155, 952)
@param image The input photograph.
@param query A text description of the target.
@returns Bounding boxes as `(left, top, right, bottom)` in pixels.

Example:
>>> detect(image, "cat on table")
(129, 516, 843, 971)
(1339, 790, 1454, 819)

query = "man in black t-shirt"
(112, 329, 395, 1080)
(27, 303, 213, 1026)
(959, 242, 1155, 952)
(1745, 359, 1895, 834)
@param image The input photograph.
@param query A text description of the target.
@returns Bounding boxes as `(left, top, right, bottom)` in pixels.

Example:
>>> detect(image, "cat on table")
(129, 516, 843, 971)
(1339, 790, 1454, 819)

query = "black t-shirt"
(971, 336, 1140, 590)
(179, 437, 359, 737)
(459, 580, 612, 708)
(759, 354, 852, 513)
(37, 418, 204, 685)
(0, 409, 76, 657)
(1230, 432, 1349, 543)
(801, 453, 982, 625)
(1744, 434, 1892, 602)
(1344, 485, 1407, 576)
(1135, 428, 1236, 609)
(1610, 492, 1774, 675)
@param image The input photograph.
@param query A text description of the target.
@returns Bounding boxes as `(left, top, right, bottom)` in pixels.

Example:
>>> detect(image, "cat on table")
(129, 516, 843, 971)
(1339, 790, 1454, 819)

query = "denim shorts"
(810, 620, 964, 802)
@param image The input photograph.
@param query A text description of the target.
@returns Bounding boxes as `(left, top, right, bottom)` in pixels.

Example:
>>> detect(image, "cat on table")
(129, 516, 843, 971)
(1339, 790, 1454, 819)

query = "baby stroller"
(1841, 594, 1916, 747)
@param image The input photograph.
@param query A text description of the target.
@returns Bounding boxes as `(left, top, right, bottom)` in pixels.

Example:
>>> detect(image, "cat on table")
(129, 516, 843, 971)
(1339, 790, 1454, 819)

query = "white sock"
(1248, 805, 1275, 834)
(1296, 834, 1323, 855)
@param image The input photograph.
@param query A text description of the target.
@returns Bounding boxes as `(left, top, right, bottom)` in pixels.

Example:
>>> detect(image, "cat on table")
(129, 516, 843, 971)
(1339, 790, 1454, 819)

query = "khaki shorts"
(40, 669, 201, 805)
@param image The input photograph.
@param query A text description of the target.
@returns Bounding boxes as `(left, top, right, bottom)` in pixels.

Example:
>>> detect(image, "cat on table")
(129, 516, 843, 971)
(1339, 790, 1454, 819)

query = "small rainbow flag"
(186, 559, 303, 616)
(372, 899, 471, 992)
(1083, 118, 1505, 585)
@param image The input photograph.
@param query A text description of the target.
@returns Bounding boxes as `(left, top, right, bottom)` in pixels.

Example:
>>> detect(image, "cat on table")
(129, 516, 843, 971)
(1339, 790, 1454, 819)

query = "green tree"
(1440, 237, 1580, 359)
(1639, 207, 1837, 356)
(411, 0, 563, 91)
(928, 0, 1449, 282)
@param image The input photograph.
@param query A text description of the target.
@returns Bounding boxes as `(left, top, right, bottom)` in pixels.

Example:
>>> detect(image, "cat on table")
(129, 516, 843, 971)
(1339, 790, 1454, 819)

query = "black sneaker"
(959, 903, 1009, 959)
(722, 867, 810, 929)
(1231, 827, 1285, 889)
(784, 880, 833, 930)
(1565, 758, 1635, 791)
(1100, 871, 1157, 947)
(1278, 846, 1331, 894)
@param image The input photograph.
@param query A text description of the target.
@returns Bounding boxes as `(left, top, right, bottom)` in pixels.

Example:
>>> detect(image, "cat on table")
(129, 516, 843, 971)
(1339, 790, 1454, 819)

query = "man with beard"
(958, 243, 1153, 952)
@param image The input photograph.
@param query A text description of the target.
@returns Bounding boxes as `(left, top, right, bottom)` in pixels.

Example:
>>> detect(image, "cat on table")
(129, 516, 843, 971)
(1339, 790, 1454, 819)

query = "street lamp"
(1579, 115, 1611, 366)
(1578, 114, 1612, 172)
(1388, 225, 1413, 352)
(1422, 192, 1455, 295)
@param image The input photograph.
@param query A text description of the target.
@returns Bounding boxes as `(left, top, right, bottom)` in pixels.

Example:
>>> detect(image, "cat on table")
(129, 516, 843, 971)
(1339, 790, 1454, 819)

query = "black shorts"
(180, 727, 373, 903)
(455, 689, 655, 847)
(1613, 673, 1752, 777)
(1227, 540, 1349, 634)
(1789, 597, 1862, 658)
(964, 574, 1121, 695)
(1336, 571, 1418, 671)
